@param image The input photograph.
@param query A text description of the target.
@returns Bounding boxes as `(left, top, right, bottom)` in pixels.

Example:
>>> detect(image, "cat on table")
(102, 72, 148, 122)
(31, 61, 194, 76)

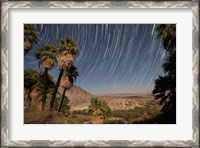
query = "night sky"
(24, 24, 165, 95)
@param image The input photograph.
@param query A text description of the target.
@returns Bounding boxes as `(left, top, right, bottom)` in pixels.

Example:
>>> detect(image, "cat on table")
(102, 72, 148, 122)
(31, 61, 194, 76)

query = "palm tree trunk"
(24, 38, 31, 56)
(58, 87, 67, 112)
(50, 68, 64, 110)
(42, 68, 48, 111)
(27, 88, 32, 107)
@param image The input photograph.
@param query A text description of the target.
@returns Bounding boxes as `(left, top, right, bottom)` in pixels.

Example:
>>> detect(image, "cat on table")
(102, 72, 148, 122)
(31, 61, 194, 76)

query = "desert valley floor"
(24, 85, 165, 124)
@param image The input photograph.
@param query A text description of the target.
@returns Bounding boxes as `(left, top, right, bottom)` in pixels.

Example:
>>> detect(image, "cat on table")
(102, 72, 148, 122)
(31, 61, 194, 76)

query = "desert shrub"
(88, 98, 112, 119)
(112, 110, 141, 120)
(61, 97, 70, 114)
(68, 115, 85, 124)
(72, 109, 88, 115)
(135, 106, 160, 116)
(54, 96, 70, 114)
(112, 105, 161, 123)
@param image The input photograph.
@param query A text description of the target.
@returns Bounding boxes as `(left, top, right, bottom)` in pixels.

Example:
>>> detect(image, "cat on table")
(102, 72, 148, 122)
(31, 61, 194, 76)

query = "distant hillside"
(25, 84, 158, 111)
(58, 85, 93, 110)
(96, 93, 152, 98)
(58, 86, 157, 111)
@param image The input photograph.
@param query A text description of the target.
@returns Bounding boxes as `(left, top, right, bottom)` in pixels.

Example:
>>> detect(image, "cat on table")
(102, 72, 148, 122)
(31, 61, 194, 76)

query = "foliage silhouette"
(36, 71, 56, 107)
(24, 69, 40, 104)
(153, 24, 176, 123)
(24, 24, 40, 55)
(156, 24, 176, 52)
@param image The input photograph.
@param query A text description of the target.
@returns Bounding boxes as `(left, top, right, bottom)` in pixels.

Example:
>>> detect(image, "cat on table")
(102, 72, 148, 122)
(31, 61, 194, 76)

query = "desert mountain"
(58, 86, 158, 111)
(58, 85, 93, 110)
(25, 84, 158, 111)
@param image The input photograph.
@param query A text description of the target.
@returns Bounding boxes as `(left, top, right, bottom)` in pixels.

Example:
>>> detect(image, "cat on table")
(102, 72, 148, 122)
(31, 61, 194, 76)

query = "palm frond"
(155, 24, 176, 52)
(35, 45, 55, 69)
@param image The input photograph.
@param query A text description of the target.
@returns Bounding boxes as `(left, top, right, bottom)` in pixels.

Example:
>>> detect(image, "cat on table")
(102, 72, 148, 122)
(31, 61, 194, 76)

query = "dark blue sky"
(24, 24, 165, 95)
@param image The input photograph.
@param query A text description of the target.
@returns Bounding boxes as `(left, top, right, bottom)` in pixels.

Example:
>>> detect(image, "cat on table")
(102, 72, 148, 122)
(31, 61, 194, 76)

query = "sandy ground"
(70, 94, 157, 111)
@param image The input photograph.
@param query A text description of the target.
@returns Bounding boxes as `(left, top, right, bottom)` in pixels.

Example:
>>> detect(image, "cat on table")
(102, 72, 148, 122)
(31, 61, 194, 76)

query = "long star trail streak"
(24, 24, 165, 95)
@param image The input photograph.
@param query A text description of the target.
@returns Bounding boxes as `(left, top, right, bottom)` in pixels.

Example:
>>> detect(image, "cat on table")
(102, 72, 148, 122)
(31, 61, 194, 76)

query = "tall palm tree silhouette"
(50, 38, 79, 110)
(35, 45, 55, 110)
(153, 24, 176, 120)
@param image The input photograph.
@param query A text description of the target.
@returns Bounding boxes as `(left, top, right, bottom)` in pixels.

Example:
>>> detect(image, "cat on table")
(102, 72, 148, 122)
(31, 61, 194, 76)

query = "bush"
(72, 109, 88, 115)
(112, 110, 141, 120)
(68, 115, 85, 124)
(54, 96, 70, 114)
(88, 98, 112, 119)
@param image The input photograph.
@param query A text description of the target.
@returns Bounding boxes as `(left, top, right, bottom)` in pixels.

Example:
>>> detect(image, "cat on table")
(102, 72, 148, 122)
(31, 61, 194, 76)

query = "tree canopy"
(88, 98, 112, 119)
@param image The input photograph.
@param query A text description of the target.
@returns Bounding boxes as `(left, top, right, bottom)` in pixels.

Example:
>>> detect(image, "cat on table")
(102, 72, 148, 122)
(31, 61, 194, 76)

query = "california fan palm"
(24, 69, 40, 106)
(35, 45, 55, 110)
(24, 24, 40, 55)
(50, 38, 80, 110)
(58, 65, 79, 112)
(156, 24, 176, 52)
(152, 75, 176, 115)
(88, 98, 111, 124)
(153, 24, 176, 121)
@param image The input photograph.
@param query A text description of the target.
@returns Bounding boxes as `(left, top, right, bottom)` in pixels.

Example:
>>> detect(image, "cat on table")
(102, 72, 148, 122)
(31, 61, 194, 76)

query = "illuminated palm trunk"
(58, 87, 67, 112)
(50, 68, 64, 110)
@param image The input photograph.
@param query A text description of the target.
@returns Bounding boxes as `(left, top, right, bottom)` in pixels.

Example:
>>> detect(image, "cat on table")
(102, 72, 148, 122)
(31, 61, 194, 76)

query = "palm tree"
(153, 24, 176, 121)
(157, 51, 176, 116)
(50, 38, 79, 110)
(156, 24, 176, 52)
(24, 69, 40, 105)
(163, 50, 176, 78)
(37, 72, 56, 110)
(35, 45, 55, 110)
(55, 96, 70, 113)
(36, 71, 55, 98)
(152, 75, 176, 117)
(88, 98, 111, 124)
(24, 24, 40, 55)
(58, 65, 78, 112)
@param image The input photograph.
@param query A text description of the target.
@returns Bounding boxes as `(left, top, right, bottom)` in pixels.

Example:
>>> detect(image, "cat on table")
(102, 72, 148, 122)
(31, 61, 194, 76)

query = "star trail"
(24, 24, 165, 95)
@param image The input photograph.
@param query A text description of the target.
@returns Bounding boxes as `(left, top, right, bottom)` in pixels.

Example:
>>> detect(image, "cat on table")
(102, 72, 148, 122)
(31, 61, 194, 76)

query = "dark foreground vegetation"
(25, 97, 174, 124)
